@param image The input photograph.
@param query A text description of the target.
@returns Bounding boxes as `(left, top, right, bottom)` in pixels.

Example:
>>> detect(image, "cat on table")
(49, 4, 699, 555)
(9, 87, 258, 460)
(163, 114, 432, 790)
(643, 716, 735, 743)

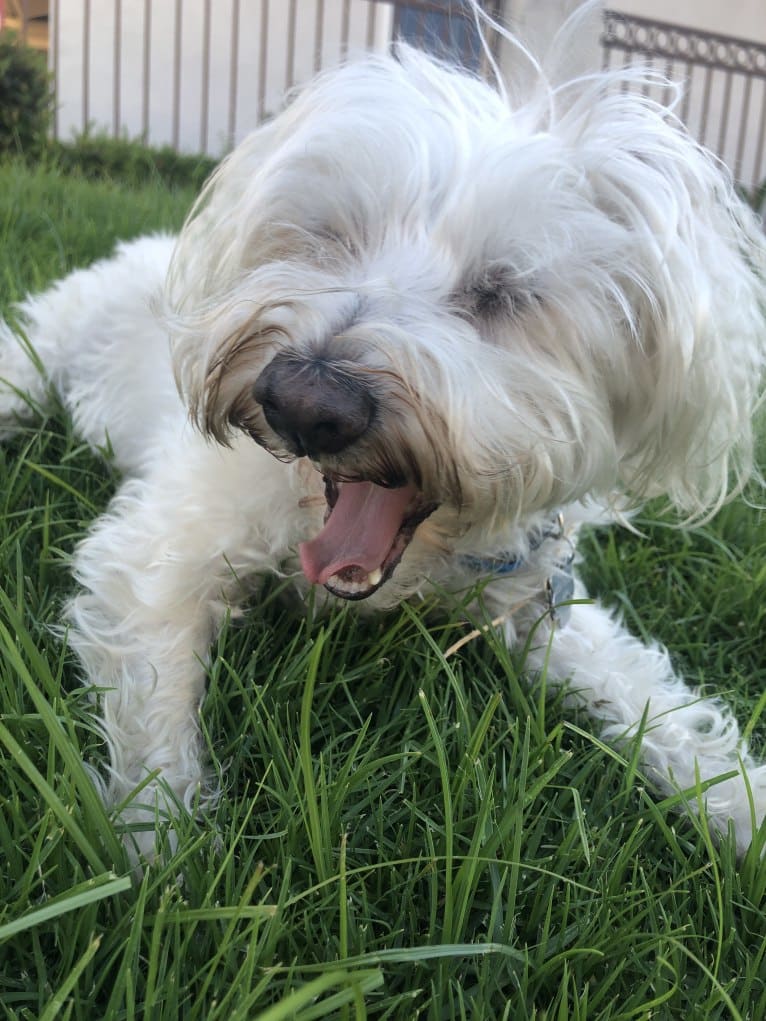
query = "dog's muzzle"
(252, 352, 375, 458)
(251, 351, 436, 601)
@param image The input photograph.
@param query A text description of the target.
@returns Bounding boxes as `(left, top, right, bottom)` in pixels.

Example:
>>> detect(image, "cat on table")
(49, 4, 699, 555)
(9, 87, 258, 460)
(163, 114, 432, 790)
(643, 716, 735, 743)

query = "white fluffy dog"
(2, 24, 766, 858)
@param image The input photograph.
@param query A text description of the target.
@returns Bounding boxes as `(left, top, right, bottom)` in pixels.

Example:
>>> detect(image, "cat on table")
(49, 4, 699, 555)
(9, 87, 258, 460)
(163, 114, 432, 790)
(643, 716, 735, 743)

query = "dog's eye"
(460, 266, 532, 320)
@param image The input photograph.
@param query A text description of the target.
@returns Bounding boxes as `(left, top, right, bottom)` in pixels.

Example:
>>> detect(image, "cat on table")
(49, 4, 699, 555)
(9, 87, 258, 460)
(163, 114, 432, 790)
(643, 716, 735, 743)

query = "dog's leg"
(523, 598, 766, 854)
(0, 236, 177, 472)
(65, 434, 303, 860)
(68, 486, 231, 859)
(0, 313, 52, 437)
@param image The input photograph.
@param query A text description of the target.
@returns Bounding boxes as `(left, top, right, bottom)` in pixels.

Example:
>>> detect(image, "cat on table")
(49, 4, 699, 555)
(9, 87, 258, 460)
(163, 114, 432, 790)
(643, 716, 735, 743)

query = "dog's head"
(167, 40, 766, 602)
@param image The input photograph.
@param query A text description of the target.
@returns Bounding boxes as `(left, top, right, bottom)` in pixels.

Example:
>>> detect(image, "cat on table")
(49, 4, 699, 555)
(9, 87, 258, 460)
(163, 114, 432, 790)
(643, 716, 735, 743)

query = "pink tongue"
(299, 481, 417, 585)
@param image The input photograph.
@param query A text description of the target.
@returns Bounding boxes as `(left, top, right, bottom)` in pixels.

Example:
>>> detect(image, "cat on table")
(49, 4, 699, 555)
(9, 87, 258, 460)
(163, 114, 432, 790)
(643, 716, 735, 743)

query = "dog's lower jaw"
(299, 475, 439, 600)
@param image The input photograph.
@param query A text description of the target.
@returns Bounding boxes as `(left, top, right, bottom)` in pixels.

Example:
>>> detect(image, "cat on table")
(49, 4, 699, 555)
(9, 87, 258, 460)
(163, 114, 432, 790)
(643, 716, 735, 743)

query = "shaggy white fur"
(1, 21, 765, 859)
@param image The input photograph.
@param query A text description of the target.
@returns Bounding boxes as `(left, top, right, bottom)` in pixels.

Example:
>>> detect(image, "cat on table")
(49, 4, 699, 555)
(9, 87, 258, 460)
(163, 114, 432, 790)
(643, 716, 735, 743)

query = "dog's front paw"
(112, 800, 182, 868)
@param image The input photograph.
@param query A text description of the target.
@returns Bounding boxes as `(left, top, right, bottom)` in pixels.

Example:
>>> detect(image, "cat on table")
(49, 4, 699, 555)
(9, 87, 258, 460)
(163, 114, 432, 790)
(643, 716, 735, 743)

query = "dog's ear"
(165, 115, 287, 421)
(566, 83, 766, 519)
(168, 116, 284, 306)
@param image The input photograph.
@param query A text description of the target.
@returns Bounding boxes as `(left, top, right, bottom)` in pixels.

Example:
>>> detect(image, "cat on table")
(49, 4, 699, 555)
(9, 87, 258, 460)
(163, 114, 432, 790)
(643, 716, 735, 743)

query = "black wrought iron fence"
(602, 10, 766, 191)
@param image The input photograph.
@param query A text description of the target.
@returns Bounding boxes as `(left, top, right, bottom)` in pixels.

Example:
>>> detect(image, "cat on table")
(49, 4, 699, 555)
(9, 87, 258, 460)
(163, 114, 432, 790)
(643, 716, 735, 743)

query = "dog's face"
(167, 47, 765, 603)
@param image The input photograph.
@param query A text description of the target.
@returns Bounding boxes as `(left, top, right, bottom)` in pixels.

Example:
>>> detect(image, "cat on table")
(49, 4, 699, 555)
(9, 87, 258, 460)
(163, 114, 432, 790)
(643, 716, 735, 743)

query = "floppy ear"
(165, 114, 288, 418)
(167, 116, 284, 305)
(568, 81, 766, 518)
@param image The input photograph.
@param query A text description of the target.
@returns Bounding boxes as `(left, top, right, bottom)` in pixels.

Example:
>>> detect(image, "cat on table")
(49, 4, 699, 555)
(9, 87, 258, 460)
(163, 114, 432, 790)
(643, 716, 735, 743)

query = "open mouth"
(298, 475, 437, 600)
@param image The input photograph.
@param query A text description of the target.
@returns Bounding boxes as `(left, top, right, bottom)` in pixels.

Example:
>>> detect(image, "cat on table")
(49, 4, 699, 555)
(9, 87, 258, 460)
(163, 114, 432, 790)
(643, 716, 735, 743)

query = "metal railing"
(602, 10, 766, 190)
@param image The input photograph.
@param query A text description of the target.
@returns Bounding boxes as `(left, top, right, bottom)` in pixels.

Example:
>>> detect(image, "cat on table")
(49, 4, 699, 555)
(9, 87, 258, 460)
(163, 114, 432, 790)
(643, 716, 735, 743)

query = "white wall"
(498, 0, 604, 87)
(507, 0, 765, 49)
(608, 0, 766, 44)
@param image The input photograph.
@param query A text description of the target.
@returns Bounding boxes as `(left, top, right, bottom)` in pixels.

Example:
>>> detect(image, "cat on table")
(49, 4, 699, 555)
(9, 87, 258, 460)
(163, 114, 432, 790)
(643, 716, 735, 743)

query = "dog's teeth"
(367, 568, 382, 587)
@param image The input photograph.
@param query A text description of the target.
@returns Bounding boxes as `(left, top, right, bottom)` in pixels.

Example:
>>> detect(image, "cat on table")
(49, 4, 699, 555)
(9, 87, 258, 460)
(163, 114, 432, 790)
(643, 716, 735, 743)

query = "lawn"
(0, 158, 765, 1020)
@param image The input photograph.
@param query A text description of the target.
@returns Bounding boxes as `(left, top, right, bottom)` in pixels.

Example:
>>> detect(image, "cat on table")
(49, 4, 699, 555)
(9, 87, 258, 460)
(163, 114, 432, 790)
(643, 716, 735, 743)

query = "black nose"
(252, 353, 375, 457)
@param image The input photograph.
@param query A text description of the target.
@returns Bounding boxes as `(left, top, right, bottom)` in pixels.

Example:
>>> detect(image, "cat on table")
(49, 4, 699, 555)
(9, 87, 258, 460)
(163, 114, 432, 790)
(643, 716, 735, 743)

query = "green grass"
(0, 157, 765, 1020)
